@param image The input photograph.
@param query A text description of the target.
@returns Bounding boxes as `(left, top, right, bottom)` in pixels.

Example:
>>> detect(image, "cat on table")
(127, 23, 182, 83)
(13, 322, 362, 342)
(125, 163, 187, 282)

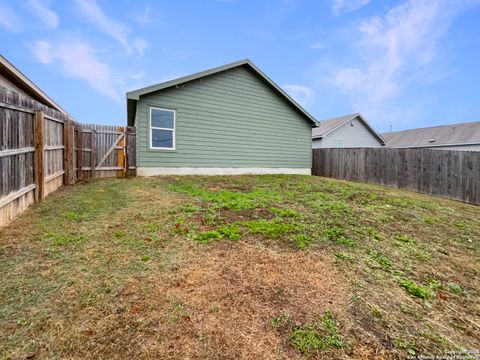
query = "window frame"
(149, 106, 176, 151)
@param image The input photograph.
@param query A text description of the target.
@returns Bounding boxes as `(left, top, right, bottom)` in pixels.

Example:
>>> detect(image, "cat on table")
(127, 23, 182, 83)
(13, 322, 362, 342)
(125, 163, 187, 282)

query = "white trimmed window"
(150, 107, 175, 150)
(335, 140, 344, 148)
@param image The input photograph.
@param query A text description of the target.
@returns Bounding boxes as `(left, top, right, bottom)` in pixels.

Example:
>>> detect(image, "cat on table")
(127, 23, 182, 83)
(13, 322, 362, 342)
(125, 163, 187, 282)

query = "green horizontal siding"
(136, 65, 312, 168)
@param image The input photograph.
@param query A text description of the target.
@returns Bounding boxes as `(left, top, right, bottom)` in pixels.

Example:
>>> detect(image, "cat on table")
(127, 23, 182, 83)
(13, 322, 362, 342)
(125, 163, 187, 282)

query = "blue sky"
(1, 0, 480, 132)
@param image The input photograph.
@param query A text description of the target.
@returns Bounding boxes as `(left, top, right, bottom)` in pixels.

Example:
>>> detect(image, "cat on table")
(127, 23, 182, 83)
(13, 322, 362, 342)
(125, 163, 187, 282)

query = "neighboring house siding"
(312, 117, 383, 149)
(135, 66, 312, 169)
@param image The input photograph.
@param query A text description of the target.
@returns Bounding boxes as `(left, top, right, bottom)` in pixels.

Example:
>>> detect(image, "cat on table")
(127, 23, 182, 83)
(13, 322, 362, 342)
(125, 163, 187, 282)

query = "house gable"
(312, 114, 385, 149)
(133, 64, 313, 171)
(127, 60, 317, 127)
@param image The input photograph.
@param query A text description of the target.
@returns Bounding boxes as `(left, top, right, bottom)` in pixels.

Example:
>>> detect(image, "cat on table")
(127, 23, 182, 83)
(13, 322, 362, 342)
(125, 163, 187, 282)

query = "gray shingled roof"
(381, 121, 480, 148)
(312, 113, 386, 144)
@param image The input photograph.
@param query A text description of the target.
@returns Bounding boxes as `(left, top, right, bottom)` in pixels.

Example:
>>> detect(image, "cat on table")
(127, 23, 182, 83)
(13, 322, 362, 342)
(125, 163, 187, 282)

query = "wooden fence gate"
(79, 124, 136, 179)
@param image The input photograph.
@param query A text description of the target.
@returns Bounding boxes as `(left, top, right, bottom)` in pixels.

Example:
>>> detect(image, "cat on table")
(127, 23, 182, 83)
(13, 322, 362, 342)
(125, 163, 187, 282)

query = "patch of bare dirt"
(132, 242, 359, 359)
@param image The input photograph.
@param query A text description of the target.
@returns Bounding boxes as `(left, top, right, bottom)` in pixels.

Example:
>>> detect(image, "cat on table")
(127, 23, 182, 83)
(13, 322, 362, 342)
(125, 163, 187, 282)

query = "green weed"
(78, 289, 96, 308)
(350, 294, 361, 302)
(415, 249, 432, 261)
(335, 252, 354, 261)
(292, 234, 311, 250)
(114, 230, 127, 238)
(194, 230, 222, 244)
(289, 311, 345, 354)
(218, 223, 241, 241)
(399, 279, 434, 299)
(394, 337, 417, 355)
(371, 306, 383, 318)
(270, 313, 290, 328)
(270, 207, 300, 218)
(64, 210, 89, 221)
(395, 234, 417, 246)
(242, 219, 296, 238)
(170, 302, 191, 323)
(42, 231, 86, 246)
(324, 227, 355, 247)
(420, 331, 449, 345)
(141, 255, 151, 262)
(367, 250, 393, 270)
(423, 216, 439, 224)
(447, 283, 464, 295)
(144, 221, 162, 233)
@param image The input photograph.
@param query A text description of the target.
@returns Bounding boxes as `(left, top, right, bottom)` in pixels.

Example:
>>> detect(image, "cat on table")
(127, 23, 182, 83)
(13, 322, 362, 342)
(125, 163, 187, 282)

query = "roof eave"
(125, 59, 318, 126)
(126, 59, 251, 100)
(355, 114, 387, 145)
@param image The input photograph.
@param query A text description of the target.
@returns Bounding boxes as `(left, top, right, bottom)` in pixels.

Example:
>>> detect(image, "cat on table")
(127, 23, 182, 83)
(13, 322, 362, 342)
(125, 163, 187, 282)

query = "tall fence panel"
(312, 148, 480, 205)
(0, 86, 137, 227)
(0, 86, 70, 225)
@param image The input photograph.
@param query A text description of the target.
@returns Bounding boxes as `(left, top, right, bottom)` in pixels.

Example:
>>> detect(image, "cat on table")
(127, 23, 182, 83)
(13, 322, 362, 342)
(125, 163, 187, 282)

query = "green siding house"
(126, 60, 317, 176)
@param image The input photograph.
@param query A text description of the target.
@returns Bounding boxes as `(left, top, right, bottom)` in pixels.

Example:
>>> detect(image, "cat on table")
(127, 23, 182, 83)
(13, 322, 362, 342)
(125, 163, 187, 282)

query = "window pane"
(151, 109, 174, 128)
(152, 129, 173, 148)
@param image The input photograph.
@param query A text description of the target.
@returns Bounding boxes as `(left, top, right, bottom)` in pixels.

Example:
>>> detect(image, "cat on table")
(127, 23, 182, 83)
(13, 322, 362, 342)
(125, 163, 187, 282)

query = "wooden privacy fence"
(0, 86, 136, 227)
(312, 148, 480, 205)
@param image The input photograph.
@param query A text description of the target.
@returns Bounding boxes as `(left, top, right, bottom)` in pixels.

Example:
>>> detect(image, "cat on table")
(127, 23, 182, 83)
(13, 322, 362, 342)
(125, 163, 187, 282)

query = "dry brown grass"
(0, 175, 478, 359)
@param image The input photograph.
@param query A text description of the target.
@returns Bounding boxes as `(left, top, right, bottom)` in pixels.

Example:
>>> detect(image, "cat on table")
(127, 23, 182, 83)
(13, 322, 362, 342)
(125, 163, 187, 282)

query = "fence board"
(312, 148, 480, 205)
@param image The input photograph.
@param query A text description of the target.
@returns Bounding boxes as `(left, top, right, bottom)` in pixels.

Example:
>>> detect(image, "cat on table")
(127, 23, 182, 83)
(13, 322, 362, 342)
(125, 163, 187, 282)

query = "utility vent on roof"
(429, 139, 436, 143)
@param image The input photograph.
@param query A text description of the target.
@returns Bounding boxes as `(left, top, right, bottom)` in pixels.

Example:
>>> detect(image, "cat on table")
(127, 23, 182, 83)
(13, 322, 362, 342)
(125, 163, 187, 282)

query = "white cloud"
(132, 37, 149, 57)
(283, 85, 315, 107)
(310, 42, 326, 50)
(0, 4, 22, 32)
(330, 0, 480, 125)
(73, 0, 148, 56)
(134, 5, 152, 26)
(332, 0, 370, 15)
(25, 0, 59, 29)
(31, 38, 121, 101)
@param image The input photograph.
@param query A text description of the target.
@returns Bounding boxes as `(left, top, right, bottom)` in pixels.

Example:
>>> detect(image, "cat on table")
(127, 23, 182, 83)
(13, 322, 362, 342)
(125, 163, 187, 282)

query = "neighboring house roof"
(126, 59, 318, 126)
(381, 121, 480, 148)
(0, 55, 65, 113)
(312, 113, 386, 145)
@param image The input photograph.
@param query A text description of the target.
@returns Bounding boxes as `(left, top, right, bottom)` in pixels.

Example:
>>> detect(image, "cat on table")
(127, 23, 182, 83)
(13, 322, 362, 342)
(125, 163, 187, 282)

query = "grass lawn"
(0, 175, 479, 359)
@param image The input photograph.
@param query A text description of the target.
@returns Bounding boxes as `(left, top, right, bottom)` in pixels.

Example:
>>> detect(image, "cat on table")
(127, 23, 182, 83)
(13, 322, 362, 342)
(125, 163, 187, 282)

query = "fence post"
(63, 119, 74, 185)
(90, 129, 96, 178)
(77, 126, 83, 181)
(67, 120, 74, 185)
(63, 118, 68, 185)
(124, 128, 129, 178)
(34, 110, 44, 202)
